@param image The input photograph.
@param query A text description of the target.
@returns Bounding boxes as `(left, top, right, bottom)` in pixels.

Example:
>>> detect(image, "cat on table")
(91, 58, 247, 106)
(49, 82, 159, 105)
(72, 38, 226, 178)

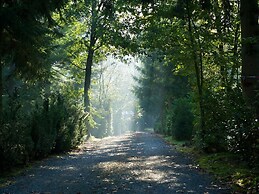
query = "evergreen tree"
(0, 0, 69, 123)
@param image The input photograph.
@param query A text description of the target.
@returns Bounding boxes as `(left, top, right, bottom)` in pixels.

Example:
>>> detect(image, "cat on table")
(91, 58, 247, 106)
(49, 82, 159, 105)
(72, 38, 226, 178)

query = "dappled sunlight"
(94, 160, 174, 188)
(96, 161, 126, 171)
(0, 1, 251, 193)
(39, 165, 77, 172)
(0, 132, 229, 194)
(40, 131, 198, 191)
(108, 152, 128, 157)
(131, 168, 168, 182)
(82, 132, 211, 193)
(94, 153, 185, 185)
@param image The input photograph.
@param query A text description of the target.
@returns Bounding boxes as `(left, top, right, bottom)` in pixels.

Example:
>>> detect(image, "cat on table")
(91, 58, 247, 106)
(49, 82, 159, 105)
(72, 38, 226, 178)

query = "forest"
(0, 0, 258, 192)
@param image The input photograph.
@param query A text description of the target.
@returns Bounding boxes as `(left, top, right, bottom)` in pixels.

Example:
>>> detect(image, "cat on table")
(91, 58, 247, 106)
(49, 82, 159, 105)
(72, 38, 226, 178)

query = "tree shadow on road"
(0, 132, 230, 194)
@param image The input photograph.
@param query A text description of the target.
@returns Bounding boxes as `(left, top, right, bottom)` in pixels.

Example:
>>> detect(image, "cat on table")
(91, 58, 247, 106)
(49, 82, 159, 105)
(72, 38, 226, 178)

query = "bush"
(0, 96, 33, 171)
(153, 97, 194, 140)
(53, 99, 87, 152)
(0, 91, 88, 172)
(31, 93, 87, 156)
(171, 97, 194, 141)
(194, 87, 259, 161)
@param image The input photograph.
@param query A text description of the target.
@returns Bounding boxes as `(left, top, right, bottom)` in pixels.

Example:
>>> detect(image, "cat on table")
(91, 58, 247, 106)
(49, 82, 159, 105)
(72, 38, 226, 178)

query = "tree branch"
(72, 63, 86, 71)
(94, 41, 103, 51)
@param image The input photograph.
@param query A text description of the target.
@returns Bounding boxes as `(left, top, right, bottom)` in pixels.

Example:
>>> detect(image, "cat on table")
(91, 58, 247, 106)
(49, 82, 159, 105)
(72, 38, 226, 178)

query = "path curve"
(0, 132, 229, 194)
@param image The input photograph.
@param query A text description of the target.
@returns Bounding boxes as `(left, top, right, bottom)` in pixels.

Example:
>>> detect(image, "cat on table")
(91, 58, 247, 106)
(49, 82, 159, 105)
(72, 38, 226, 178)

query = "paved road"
(0, 132, 229, 194)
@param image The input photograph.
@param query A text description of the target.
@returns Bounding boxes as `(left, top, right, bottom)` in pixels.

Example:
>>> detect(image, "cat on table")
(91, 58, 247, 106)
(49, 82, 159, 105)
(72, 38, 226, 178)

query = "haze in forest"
(90, 56, 141, 137)
(0, 1, 258, 192)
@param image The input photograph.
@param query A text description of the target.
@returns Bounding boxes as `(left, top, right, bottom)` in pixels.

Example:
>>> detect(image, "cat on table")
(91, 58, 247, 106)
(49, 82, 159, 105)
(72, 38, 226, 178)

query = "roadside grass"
(162, 135, 259, 193)
(198, 153, 259, 193)
(163, 136, 196, 154)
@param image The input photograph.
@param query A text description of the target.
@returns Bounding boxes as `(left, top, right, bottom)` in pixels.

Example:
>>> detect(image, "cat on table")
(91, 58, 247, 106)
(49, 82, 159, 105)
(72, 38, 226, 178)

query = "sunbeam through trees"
(0, 0, 258, 192)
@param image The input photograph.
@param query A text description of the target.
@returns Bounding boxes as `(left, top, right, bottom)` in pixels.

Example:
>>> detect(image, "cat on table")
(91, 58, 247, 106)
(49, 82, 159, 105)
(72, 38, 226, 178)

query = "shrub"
(171, 97, 194, 141)
(0, 97, 33, 171)
(0, 91, 88, 172)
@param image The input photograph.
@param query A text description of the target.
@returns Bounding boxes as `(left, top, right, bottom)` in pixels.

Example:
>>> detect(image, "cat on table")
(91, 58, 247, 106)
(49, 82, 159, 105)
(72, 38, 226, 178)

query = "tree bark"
(240, 0, 259, 115)
(0, 26, 3, 124)
(84, 48, 94, 112)
(230, 22, 240, 86)
(83, 0, 97, 113)
(0, 61, 3, 124)
(186, 1, 205, 139)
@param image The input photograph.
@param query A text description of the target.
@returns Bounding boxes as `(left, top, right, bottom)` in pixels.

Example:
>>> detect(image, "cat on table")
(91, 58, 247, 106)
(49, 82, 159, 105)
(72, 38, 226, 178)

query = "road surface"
(0, 132, 229, 193)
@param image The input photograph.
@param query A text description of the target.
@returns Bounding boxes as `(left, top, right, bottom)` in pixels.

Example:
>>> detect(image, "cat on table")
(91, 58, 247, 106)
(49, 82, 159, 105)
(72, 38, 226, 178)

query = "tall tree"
(240, 0, 259, 116)
(0, 0, 69, 123)
(62, 0, 136, 113)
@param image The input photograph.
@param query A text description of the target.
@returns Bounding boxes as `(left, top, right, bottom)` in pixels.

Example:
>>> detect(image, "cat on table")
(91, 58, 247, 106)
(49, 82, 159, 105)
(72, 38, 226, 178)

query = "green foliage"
(0, 89, 87, 172)
(0, 113, 33, 169)
(91, 102, 112, 138)
(155, 97, 194, 141)
(135, 53, 174, 129)
(31, 93, 87, 157)
(0, 2, 258, 191)
(170, 98, 194, 141)
(0, 0, 69, 76)
(193, 89, 231, 152)
(192, 86, 259, 163)
(135, 0, 259, 174)
(135, 51, 192, 139)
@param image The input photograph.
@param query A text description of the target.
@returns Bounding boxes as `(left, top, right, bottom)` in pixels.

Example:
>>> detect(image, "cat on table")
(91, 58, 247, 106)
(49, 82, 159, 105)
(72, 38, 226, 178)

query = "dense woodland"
(0, 0, 259, 190)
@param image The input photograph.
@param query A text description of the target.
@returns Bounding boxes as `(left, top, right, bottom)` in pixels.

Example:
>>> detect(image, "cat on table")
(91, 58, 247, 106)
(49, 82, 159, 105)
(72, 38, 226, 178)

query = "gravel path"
(0, 132, 230, 194)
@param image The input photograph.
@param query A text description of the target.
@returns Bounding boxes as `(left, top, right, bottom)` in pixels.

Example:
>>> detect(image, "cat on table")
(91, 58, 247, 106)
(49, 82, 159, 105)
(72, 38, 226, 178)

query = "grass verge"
(162, 135, 259, 193)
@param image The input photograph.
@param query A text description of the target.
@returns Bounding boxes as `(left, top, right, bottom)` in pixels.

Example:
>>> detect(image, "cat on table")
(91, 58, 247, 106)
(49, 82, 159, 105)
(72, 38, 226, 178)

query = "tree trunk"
(214, 0, 228, 88)
(240, 0, 259, 115)
(0, 61, 3, 124)
(230, 22, 240, 86)
(83, 0, 97, 113)
(186, 1, 205, 140)
(84, 48, 94, 112)
(0, 26, 3, 124)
